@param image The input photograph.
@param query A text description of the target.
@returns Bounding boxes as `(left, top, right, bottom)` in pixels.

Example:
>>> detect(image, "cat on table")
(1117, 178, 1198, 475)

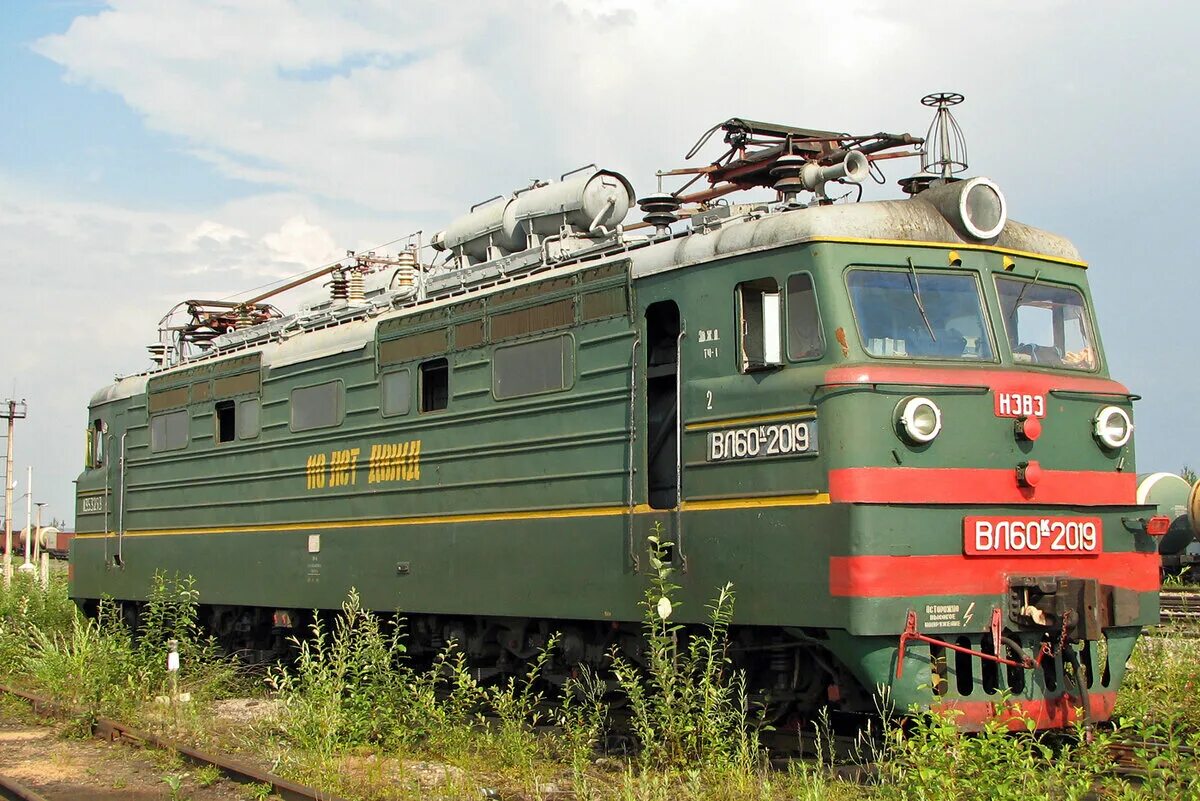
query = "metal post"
(3, 404, 14, 586)
(2, 399, 27, 588)
(18, 465, 33, 574)
(33, 502, 45, 562)
(168, 639, 180, 729)
(34, 503, 46, 586)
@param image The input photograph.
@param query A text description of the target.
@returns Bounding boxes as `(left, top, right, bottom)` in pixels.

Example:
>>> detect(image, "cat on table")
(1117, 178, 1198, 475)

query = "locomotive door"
(643, 301, 685, 564)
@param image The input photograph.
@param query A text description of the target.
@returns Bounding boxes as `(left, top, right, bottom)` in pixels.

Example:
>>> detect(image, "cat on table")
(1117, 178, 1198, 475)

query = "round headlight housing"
(1093, 405, 1132, 449)
(959, 177, 1007, 239)
(897, 396, 943, 444)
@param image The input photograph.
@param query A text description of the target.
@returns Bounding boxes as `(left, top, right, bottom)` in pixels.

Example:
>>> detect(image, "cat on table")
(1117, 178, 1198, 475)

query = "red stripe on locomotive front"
(829, 552, 1159, 597)
(828, 467, 1136, 506)
(932, 692, 1116, 731)
(822, 365, 1130, 396)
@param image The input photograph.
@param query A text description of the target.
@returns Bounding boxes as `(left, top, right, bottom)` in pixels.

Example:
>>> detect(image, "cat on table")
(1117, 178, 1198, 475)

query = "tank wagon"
(1, 527, 73, 559)
(72, 95, 1162, 730)
(1136, 472, 1200, 573)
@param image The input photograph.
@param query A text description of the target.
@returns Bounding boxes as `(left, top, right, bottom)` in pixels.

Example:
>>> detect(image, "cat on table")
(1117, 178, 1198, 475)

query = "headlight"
(1093, 405, 1132, 449)
(897, 396, 943, 444)
(959, 177, 1007, 239)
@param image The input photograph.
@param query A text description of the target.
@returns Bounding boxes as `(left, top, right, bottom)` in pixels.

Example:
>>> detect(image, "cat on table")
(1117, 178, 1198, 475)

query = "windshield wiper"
(906, 257, 936, 342)
(1008, 269, 1043, 322)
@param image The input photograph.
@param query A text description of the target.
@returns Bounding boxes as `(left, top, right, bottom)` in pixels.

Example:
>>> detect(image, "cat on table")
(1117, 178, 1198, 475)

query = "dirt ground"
(0, 712, 250, 801)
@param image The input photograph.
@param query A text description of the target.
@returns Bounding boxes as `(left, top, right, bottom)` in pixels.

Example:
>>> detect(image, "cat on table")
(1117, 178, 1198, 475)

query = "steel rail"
(0, 684, 348, 801)
(0, 775, 50, 801)
(1159, 590, 1200, 623)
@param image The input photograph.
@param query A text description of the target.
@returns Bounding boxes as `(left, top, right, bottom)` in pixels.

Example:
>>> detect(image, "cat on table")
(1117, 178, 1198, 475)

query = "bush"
(0, 571, 77, 680)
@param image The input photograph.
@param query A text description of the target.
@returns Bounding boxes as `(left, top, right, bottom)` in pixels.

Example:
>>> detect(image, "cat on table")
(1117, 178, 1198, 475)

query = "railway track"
(0, 774, 49, 801)
(0, 684, 346, 801)
(1159, 591, 1200, 624)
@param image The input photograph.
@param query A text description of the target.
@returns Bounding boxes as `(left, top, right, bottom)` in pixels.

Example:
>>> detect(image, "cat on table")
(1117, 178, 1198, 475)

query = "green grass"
(6, 557, 1200, 800)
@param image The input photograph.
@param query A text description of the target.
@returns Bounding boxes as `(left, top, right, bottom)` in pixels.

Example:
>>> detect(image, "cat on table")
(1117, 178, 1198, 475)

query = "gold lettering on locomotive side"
(368, 439, 422, 484)
(306, 453, 327, 489)
(327, 448, 361, 487)
(305, 441, 420, 489)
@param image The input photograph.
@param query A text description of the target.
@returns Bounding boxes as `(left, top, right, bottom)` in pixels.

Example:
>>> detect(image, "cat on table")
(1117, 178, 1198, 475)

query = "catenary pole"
(19, 465, 33, 573)
(2, 400, 26, 586)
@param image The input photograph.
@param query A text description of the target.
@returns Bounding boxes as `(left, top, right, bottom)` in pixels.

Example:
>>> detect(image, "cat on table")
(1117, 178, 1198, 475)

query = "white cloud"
(263, 215, 340, 267)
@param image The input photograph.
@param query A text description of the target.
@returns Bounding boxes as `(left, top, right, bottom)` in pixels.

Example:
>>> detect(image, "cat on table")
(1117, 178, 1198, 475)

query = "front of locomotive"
(814, 176, 1160, 729)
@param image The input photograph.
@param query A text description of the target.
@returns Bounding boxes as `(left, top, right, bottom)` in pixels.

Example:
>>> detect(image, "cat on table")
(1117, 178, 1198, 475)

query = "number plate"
(994, 391, 1046, 418)
(964, 516, 1102, 557)
(706, 420, 818, 462)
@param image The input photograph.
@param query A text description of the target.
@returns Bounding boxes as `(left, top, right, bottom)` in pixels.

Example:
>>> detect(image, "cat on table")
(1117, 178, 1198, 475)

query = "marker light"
(1093, 405, 1133, 449)
(1015, 415, 1042, 442)
(1017, 460, 1042, 488)
(959, 178, 1007, 239)
(897, 396, 943, 444)
(1146, 516, 1172, 537)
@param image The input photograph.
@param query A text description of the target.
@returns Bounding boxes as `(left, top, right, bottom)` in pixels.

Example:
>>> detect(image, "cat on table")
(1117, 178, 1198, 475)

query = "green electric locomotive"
(72, 96, 1161, 730)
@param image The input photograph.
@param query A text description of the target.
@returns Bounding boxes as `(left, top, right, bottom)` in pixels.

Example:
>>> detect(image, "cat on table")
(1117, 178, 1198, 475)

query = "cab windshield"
(995, 277, 1097, 371)
(847, 269, 994, 361)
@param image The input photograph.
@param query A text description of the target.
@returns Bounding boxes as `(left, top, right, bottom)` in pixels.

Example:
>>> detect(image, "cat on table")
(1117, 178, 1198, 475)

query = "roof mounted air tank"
(432, 165, 635, 264)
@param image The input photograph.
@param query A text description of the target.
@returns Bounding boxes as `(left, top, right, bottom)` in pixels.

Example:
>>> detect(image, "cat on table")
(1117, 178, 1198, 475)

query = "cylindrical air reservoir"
(432, 166, 635, 264)
(508, 166, 635, 239)
(432, 195, 526, 263)
(1136, 472, 1197, 554)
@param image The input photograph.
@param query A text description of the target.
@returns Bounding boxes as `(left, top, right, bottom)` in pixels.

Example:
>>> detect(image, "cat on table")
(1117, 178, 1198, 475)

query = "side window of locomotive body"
(290, 381, 343, 431)
(493, 335, 575, 399)
(381, 369, 412, 417)
(238, 398, 260, 440)
(419, 358, 449, 413)
(215, 398, 261, 443)
(215, 401, 236, 444)
(995, 277, 1097, 371)
(847, 268, 994, 361)
(150, 410, 189, 452)
(736, 278, 783, 372)
(786, 273, 824, 361)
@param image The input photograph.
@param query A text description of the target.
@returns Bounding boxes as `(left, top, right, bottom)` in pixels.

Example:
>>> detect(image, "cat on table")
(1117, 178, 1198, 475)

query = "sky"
(0, 0, 1196, 528)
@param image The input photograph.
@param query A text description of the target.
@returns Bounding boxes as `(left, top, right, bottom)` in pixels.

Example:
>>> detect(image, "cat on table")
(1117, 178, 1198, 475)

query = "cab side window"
(787, 273, 824, 360)
(736, 278, 783, 371)
(88, 419, 106, 468)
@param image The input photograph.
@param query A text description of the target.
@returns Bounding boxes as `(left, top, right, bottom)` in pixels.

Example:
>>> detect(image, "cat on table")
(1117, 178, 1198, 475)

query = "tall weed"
(610, 528, 764, 773)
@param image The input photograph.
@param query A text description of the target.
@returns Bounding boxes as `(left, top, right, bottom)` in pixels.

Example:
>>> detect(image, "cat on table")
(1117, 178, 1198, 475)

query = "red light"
(1146, 515, 1172, 536)
(1016, 415, 1042, 441)
(1017, 460, 1042, 488)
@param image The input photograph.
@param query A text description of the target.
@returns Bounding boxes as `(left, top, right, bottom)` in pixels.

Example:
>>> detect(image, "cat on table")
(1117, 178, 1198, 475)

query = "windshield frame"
(844, 265, 999, 364)
(993, 274, 1101, 373)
